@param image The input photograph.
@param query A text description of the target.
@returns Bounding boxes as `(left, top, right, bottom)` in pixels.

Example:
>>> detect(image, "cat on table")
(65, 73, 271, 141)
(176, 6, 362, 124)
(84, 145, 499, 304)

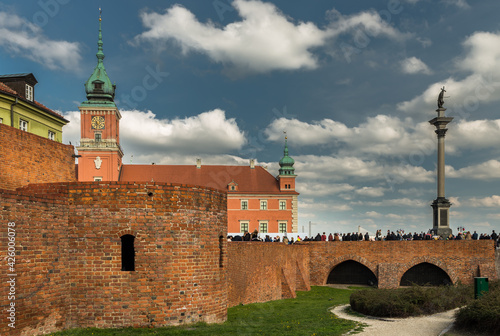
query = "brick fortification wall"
(305, 240, 497, 289)
(0, 123, 76, 190)
(227, 242, 310, 307)
(0, 182, 227, 336)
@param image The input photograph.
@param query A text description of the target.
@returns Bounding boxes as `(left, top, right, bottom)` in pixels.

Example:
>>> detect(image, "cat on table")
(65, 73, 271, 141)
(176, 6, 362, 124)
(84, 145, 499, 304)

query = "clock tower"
(77, 13, 123, 182)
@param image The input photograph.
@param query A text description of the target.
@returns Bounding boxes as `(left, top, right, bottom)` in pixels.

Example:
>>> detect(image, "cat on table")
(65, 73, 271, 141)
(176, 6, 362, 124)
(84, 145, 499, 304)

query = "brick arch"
(398, 256, 458, 285)
(116, 229, 146, 248)
(322, 254, 378, 285)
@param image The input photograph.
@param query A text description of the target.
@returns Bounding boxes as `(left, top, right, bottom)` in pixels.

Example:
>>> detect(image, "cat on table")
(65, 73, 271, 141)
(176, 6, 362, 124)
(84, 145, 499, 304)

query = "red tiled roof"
(0, 82, 68, 123)
(0, 82, 17, 95)
(120, 164, 298, 194)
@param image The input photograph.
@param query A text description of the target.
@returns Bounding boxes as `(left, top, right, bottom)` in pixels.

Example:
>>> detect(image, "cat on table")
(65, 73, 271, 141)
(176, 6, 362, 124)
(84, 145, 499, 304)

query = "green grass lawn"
(47, 286, 358, 336)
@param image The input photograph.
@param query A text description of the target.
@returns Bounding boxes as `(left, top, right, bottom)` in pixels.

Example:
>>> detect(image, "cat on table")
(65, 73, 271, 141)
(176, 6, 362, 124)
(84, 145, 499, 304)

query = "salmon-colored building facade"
(76, 17, 299, 234)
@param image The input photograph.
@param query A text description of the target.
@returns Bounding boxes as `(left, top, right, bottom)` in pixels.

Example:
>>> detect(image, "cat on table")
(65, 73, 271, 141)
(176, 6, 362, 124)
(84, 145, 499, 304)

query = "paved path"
(332, 304, 458, 336)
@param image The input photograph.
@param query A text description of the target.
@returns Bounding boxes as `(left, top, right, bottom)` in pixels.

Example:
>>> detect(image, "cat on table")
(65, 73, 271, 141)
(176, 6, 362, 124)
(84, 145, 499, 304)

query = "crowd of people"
(227, 229, 500, 248)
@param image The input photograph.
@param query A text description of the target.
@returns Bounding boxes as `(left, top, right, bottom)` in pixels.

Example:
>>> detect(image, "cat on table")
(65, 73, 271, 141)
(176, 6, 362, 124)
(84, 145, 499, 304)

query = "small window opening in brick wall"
(219, 235, 224, 268)
(121, 234, 135, 271)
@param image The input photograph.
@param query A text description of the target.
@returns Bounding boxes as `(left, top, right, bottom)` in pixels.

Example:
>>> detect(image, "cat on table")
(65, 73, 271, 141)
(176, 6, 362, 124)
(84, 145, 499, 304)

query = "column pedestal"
(431, 197, 452, 237)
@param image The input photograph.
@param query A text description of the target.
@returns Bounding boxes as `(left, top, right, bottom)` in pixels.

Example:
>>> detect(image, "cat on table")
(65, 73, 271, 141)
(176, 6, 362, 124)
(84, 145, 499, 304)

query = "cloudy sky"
(2, 0, 500, 236)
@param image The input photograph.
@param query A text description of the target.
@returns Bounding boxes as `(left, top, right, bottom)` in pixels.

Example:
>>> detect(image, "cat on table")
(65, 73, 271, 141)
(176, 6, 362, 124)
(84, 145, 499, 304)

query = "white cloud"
(469, 195, 500, 207)
(447, 160, 500, 180)
(365, 211, 383, 218)
(443, 0, 470, 9)
(64, 109, 247, 159)
(400, 57, 432, 75)
(134, 1, 410, 74)
(297, 182, 355, 197)
(398, 32, 500, 115)
(0, 11, 81, 72)
(356, 187, 386, 197)
(265, 115, 434, 157)
(134, 0, 328, 74)
(353, 198, 428, 207)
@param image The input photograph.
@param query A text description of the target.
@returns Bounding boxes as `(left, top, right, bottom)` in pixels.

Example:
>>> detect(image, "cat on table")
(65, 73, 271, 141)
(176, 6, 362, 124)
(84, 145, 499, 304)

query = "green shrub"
(350, 284, 473, 318)
(454, 281, 500, 335)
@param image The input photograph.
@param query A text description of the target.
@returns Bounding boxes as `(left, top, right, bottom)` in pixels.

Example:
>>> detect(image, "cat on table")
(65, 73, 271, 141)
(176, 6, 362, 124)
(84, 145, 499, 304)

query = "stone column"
(429, 107, 453, 237)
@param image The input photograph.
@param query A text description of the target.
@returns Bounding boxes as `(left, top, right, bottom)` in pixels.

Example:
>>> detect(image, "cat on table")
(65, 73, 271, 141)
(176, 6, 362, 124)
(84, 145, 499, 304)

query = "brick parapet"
(0, 123, 76, 190)
(0, 182, 228, 336)
(226, 242, 310, 307)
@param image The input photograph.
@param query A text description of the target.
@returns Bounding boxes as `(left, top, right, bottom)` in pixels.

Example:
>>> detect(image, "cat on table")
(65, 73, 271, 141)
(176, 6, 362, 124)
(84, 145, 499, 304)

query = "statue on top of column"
(437, 86, 446, 109)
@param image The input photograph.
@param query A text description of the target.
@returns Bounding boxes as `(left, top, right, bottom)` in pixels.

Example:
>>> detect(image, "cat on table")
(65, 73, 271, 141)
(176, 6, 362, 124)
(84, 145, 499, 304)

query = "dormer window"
(25, 84, 33, 101)
(227, 180, 238, 191)
(94, 82, 103, 90)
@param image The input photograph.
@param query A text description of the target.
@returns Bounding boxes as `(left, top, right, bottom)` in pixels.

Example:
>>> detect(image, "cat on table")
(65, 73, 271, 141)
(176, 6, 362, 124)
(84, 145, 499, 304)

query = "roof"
(0, 80, 68, 123)
(119, 164, 299, 195)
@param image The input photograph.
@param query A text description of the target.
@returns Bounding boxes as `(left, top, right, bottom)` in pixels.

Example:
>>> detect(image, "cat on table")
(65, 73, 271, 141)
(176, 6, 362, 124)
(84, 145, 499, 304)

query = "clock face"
(91, 116, 105, 129)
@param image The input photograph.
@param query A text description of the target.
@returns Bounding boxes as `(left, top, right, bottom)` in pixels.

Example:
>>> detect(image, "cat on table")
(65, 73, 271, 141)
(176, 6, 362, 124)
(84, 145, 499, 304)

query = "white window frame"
(259, 221, 268, 233)
(279, 200, 286, 210)
(279, 222, 287, 233)
(240, 221, 249, 233)
(25, 84, 33, 101)
(94, 177, 102, 182)
(19, 119, 28, 131)
(48, 131, 55, 140)
(241, 200, 248, 210)
(0, 118, 3, 124)
(95, 132, 102, 142)
(260, 200, 267, 210)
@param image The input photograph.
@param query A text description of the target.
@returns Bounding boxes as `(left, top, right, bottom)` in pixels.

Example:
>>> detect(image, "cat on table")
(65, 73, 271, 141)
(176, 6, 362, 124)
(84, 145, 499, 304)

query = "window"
(240, 221, 249, 233)
(230, 185, 235, 191)
(279, 222, 287, 233)
(260, 200, 267, 210)
(48, 131, 55, 140)
(241, 200, 248, 210)
(94, 177, 102, 181)
(120, 234, 135, 271)
(94, 82, 103, 90)
(19, 119, 28, 131)
(259, 221, 268, 233)
(279, 200, 286, 210)
(25, 84, 33, 101)
(95, 133, 101, 142)
(0, 118, 3, 124)
(219, 235, 224, 268)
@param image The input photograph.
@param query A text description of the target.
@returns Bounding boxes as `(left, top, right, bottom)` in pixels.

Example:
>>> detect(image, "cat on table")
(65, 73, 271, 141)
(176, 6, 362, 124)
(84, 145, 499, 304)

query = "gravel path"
(332, 304, 458, 336)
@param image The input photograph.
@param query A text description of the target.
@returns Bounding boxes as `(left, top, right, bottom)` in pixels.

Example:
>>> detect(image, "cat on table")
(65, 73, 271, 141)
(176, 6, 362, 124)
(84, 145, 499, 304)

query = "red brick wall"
(304, 241, 497, 289)
(0, 123, 76, 190)
(226, 242, 310, 307)
(0, 181, 227, 336)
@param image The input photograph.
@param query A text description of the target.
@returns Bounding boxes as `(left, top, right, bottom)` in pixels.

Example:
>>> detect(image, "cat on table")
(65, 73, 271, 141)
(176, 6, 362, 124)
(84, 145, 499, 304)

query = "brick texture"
(0, 182, 227, 336)
(226, 242, 310, 307)
(0, 124, 76, 190)
(304, 240, 497, 289)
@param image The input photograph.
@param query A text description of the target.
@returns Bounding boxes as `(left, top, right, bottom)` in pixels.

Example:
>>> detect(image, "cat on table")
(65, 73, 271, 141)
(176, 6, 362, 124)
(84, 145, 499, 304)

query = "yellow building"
(0, 73, 68, 142)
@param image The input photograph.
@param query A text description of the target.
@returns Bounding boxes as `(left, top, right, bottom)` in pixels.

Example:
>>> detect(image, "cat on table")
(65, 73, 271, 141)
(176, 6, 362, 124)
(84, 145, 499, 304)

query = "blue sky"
(2, 0, 500, 236)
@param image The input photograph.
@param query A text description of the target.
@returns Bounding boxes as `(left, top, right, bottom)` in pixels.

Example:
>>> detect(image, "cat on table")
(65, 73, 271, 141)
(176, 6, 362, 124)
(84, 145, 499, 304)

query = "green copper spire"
(279, 133, 295, 175)
(82, 9, 116, 107)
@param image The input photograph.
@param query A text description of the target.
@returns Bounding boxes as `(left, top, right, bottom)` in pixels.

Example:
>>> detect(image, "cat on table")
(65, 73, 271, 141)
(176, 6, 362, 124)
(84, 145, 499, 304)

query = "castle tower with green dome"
(277, 134, 298, 232)
(76, 10, 123, 182)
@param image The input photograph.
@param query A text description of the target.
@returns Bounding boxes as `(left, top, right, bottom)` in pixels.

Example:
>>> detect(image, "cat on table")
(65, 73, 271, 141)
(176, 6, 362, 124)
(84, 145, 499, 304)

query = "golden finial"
(99, 7, 102, 21)
(283, 130, 287, 140)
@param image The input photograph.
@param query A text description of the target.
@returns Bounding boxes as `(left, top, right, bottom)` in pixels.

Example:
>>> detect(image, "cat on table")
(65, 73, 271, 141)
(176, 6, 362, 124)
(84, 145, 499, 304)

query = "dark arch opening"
(400, 262, 451, 286)
(121, 234, 135, 271)
(327, 260, 377, 286)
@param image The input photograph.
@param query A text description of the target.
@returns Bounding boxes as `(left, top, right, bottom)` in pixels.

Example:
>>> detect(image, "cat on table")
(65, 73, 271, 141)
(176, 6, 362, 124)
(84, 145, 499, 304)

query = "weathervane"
(283, 130, 287, 140)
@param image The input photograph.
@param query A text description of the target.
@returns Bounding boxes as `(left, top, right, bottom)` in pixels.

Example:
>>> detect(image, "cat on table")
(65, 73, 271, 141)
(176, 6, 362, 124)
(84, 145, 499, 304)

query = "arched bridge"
(306, 240, 496, 288)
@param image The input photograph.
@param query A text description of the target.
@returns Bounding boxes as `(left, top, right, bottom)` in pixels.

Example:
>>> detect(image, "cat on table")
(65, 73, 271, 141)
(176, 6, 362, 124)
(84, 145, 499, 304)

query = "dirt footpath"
(332, 304, 458, 336)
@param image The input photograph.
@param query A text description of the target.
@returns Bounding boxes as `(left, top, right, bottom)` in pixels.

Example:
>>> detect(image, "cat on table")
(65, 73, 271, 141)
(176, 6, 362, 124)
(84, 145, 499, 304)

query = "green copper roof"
(82, 14, 116, 107)
(279, 137, 295, 175)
